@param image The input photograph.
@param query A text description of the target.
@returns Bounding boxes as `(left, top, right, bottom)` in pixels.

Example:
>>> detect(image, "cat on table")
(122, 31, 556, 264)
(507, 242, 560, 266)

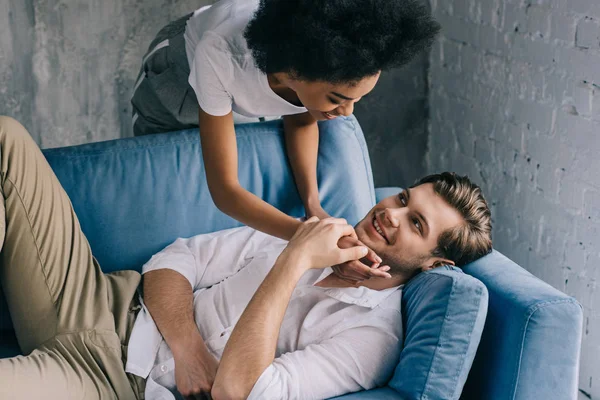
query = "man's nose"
(384, 208, 401, 227)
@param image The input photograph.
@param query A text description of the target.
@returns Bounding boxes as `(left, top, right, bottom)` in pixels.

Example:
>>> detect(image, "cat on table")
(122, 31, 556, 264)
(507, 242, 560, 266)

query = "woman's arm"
(283, 112, 329, 219)
(199, 108, 302, 240)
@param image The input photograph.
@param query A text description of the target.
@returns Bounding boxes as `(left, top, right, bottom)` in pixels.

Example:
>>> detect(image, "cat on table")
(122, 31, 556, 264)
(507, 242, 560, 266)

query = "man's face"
(354, 183, 464, 275)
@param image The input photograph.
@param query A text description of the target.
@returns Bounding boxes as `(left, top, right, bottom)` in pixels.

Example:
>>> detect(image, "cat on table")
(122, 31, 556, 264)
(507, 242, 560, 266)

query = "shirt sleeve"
(141, 226, 277, 290)
(247, 324, 402, 400)
(188, 31, 234, 116)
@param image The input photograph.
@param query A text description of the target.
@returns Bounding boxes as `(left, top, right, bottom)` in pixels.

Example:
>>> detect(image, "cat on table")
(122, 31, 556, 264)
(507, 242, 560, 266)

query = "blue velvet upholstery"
(391, 266, 488, 400)
(0, 120, 582, 400)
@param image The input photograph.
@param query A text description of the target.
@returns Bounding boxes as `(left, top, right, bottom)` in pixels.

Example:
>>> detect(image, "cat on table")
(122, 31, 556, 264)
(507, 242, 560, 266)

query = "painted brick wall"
(426, 0, 600, 397)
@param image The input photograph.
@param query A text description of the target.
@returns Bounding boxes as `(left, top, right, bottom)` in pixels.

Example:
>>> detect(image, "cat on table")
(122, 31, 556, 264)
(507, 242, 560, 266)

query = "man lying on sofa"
(0, 116, 492, 400)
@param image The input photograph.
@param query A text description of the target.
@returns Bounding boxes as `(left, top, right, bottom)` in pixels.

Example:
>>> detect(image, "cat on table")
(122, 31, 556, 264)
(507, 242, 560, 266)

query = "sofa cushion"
(389, 266, 488, 400)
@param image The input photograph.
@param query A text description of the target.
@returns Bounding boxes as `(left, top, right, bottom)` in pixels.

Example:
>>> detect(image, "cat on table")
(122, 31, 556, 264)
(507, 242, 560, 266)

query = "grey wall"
(355, 54, 431, 188)
(0, 0, 430, 189)
(0, 0, 212, 147)
(427, 0, 600, 398)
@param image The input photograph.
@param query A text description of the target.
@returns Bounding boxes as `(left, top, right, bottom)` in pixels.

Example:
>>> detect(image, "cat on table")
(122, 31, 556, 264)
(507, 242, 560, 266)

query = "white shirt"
(125, 226, 403, 400)
(183, 0, 307, 118)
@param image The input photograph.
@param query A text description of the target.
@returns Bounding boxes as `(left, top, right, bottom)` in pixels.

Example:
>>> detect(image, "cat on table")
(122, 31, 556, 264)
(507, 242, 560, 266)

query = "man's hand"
(333, 237, 391, 284)
(282, 217, 391, 274)
(172, 333, 219, 400)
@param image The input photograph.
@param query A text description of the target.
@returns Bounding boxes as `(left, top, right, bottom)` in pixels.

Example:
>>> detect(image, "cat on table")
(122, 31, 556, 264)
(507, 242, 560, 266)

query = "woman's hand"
(333, 237, 391, 284)
(306, 203, 331, 220)
(282, 217, 388, 272)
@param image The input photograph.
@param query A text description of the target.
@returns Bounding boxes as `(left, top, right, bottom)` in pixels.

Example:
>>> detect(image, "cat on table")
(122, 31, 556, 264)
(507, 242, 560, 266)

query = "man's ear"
(422, 258, 455, 271)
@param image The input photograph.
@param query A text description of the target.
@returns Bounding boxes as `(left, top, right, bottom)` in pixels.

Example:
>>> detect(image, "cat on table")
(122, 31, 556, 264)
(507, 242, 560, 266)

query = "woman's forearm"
(211, 182, 302, 241)
(283, 114, 321, 211)
(199, 109, 303, 240)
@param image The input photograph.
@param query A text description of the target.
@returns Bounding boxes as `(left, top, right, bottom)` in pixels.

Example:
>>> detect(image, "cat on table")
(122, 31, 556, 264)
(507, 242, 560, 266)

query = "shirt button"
(160, 364, 168, 373)
(220, 331, 226, 337)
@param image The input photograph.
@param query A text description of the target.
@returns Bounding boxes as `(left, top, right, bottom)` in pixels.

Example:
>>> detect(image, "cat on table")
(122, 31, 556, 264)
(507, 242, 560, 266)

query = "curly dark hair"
(244, 0, 441, 83)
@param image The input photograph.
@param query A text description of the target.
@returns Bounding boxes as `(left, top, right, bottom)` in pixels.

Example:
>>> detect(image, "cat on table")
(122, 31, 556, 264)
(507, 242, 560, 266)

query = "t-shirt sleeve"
(188, 32, 234, 116)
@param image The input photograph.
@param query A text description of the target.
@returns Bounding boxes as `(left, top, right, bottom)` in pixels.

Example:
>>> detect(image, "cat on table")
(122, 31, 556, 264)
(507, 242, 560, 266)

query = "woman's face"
(285, 72, 381, 121)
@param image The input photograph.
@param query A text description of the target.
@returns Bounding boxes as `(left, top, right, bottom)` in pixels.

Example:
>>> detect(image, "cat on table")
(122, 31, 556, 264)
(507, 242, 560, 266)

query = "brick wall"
(426, 0, 600, 397)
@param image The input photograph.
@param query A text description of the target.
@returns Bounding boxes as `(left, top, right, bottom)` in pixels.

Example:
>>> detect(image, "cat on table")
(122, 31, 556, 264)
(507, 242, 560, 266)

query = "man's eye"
(398, 194, 407, 206)
(328, 97, 341, 105)
(413, 218, 422, 233)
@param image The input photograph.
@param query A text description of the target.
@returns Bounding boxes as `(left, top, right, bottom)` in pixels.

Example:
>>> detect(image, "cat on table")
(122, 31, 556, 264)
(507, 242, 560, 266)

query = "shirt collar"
(314, 268, 403, 309)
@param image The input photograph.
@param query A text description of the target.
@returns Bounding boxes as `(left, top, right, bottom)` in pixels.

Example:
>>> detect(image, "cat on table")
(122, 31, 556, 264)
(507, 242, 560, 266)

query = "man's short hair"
(244, 0, 441, 84)
(412, 172, 493, 267)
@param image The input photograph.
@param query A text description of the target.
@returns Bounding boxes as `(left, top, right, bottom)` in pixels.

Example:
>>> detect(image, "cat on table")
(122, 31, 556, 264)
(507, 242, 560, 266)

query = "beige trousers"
(0, 117, 145, 399)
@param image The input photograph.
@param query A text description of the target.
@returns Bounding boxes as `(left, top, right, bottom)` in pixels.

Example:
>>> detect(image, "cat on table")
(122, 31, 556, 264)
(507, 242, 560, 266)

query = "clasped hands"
(284, 216, 392, 283)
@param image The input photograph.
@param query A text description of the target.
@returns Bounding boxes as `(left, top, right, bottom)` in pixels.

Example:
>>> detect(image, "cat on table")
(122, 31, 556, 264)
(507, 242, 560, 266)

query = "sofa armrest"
(462, 250, 583, 400)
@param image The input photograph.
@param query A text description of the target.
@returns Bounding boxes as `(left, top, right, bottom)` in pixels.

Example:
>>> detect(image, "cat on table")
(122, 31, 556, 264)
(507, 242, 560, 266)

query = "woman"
(130, 0, 439, 250)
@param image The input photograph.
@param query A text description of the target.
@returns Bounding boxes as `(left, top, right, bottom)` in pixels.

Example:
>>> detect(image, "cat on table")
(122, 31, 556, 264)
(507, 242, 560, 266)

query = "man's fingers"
(349, 260, 392, 279)
(336, 273, 364, 285)
(332, 264, 365, 281)
(371, 268, 392, 278)
(335, 263, 370, 280)
(365, 247, 382, 264)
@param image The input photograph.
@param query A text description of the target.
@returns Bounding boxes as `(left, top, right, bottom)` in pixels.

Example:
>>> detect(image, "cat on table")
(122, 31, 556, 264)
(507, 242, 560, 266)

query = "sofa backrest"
(43, 116, 375, 274)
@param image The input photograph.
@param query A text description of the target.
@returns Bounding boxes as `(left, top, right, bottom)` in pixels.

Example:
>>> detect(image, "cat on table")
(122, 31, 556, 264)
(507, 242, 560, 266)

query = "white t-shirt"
(184, 0, 307, 117)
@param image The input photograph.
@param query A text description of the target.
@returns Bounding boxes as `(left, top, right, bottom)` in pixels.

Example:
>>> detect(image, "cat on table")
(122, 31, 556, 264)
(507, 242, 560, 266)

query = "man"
(0, 116, 492, 399)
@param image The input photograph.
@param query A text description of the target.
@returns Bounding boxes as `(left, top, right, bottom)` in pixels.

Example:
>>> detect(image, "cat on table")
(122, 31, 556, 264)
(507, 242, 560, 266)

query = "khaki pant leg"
(0, 331, 140, 400)
(0, 116, 111, 352)
(0, 117, 142, 398)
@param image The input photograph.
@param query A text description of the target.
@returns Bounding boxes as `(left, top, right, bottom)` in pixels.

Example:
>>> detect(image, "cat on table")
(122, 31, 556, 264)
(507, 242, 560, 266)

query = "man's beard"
(378, 252, 429, 279)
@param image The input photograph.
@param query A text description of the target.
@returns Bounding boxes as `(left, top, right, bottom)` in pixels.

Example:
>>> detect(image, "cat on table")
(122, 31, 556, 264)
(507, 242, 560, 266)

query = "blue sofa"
(0, 116, 582, 399)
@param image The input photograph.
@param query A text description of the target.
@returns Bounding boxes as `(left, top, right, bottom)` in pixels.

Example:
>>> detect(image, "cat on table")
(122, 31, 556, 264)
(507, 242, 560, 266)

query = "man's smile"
(371, 213, 389, 244)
